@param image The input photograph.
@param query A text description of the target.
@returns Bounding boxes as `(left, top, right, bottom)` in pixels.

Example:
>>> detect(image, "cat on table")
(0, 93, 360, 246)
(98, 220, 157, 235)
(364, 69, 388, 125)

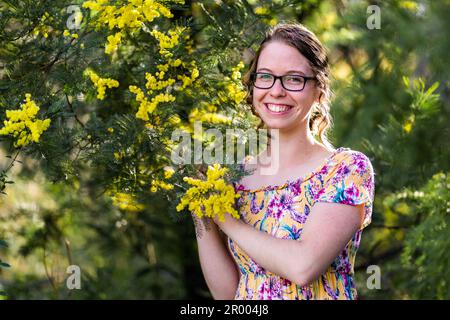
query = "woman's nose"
(269, 78, 286, 97)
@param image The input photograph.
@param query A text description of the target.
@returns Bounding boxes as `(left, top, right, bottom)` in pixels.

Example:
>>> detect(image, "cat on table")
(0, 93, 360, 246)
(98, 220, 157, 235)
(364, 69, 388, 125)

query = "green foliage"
(0, 238, 10, 297)
(394, 172, 450, 299)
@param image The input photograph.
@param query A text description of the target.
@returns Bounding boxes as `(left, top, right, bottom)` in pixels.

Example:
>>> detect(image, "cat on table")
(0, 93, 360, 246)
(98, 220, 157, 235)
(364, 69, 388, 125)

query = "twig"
(42, 243, 58, 294)
(65, 93, 85, 128)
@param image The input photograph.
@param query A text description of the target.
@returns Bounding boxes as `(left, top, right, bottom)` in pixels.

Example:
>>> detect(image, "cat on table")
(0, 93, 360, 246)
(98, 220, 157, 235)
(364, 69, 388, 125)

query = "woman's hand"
(212, 212, 239, 236)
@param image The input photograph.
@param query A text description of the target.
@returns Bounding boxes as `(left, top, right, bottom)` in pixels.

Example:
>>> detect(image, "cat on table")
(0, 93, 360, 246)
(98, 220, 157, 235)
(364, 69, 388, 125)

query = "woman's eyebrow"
(257, 68, 308, 75)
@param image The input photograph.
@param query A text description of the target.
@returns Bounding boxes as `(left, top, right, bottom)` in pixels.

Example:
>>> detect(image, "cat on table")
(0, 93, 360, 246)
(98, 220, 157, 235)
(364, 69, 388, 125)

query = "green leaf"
(424, 81, 439, 97)
(0, 239, 8, 248)
(402, 76, 410, 88)
(0, 261, 11, 268)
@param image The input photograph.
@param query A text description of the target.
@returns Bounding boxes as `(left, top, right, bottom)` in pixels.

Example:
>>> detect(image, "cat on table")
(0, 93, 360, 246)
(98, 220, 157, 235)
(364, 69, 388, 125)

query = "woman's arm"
(192, 214, 240, 300)
(214, 202, 362, 287)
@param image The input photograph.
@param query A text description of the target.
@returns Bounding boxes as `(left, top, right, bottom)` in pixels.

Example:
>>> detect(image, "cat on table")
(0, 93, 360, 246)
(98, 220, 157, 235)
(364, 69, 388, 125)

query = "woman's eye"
(258, 74, 273, 81)
(285, 76, 304, 84)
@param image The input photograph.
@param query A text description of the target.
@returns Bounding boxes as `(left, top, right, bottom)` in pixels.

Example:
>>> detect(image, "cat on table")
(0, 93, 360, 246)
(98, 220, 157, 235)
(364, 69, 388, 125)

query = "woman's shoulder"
(334, 147, 373, 167)
(326, 147, 375, 182)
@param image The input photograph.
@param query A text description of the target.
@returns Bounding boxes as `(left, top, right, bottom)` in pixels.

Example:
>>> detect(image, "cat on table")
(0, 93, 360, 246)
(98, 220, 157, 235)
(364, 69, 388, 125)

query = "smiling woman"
(192, 22, 375, 300)
(242, 23, 332, 147)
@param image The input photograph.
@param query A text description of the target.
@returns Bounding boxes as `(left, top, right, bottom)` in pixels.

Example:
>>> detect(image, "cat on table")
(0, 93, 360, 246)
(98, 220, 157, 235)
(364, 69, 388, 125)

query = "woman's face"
(253, 41, 319, 132)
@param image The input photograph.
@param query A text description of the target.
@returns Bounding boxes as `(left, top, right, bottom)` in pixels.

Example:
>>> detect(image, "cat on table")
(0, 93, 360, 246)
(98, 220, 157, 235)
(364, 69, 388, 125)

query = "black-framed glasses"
(251, 72, 316, 92)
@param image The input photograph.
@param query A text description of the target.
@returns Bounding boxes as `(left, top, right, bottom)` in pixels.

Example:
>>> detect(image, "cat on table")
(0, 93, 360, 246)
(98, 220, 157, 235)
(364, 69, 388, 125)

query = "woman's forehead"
(257, 41, 312, 74)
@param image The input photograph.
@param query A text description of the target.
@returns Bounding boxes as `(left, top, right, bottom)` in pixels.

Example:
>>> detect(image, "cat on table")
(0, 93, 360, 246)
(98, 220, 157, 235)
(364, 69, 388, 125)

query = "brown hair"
(242, 22, 334, 149)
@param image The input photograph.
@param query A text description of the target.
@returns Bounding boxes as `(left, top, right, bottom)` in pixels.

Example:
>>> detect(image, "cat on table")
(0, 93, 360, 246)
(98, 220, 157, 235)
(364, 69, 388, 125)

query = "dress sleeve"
(316, 151, 375, 230)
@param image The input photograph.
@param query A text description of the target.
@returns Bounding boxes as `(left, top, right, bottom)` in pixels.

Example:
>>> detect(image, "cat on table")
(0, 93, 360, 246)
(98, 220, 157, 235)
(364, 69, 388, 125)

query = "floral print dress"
(228, 147, 375, 300)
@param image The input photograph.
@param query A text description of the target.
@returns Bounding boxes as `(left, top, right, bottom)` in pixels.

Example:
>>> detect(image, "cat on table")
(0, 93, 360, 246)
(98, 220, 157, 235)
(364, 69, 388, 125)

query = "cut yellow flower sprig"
(176, 164, 240, 222)
(84, 69, 119, 100)
(0, 94, 51, 148)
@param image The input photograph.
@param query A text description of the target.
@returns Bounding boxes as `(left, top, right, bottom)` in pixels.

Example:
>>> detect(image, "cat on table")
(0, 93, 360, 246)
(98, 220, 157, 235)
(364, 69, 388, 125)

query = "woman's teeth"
(265, 103, 292, 113)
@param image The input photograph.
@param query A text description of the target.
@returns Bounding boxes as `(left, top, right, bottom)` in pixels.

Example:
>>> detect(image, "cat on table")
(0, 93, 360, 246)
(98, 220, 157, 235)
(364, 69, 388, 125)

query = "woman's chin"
(261, 119, 296, 130)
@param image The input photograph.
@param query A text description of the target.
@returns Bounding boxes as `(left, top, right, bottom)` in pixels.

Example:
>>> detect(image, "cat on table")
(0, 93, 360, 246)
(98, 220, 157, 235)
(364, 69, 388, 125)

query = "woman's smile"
(264, 102, 295, 115)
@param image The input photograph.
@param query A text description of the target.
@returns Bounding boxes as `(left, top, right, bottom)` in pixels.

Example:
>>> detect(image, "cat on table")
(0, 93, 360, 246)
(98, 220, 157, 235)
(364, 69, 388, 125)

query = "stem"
(3, 148, 22, 173)
(42, 243, 58, 294)
(65, 93, 85, 128)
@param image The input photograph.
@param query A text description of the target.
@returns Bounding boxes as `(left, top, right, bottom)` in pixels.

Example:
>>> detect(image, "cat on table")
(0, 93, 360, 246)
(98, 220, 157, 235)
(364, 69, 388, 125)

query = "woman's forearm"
(193, 215, 240, 300)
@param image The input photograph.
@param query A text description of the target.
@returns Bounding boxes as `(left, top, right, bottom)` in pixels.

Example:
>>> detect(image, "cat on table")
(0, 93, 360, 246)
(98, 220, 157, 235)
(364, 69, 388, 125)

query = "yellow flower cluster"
(150, 27, 185, 57)
(267, 18, 278, 26)
(177, 66, 200, 90)
(145, 71, 176, 92)
(149, 167, 175, 192)
(147, 59, 199, 92)
(0, 94, 51, 148)
(84, 69, 119, 100)
(105, 32, 122, 54)
(231, 61, 244, 81)
(63, 29, 79, 39)
(254, 6, 278, 25)
(32, 12, 52, 38)
(216, 62, 246, 105)
(130, 58, 198, 121)
(189, 108, 232, 125)
(254, 6, 269, 15)
(164, 166, 175, 179)
(144, 58, 182, 92)
(111, 192, 145, 212)
(83, 0, 185, 53)
(226, 82, 246, 105)
(150, 179, 174, 192)
(403, 115, 415, 134)
(176, 164, 240, 222)
(83, 0, 181, 29)
(129, 86, 175, 121)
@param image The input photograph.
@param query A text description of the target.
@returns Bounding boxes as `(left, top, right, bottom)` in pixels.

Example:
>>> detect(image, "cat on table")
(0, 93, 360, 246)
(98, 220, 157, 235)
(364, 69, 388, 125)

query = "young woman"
(193, 23, 375, 300)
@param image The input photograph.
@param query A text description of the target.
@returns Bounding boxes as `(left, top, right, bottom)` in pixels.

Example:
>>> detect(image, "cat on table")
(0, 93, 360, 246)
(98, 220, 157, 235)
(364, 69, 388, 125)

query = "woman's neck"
(263, 124, 331, 170)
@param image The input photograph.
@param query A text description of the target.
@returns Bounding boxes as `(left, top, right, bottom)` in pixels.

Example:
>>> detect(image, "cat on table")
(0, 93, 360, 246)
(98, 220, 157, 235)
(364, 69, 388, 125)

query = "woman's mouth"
(264, 103, 294, 115)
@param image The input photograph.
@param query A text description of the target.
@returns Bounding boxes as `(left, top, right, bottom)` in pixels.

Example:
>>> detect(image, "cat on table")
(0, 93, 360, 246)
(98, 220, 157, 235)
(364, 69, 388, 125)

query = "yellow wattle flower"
(0, 94, 51, 148)
(83, 0, 185, 53)
(110, 192, 145, 212)
(177, 164, 240, 222)
(129, 84, 176, 121)
(84, 69, 119, 100)
(105, 32, 122, 54)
